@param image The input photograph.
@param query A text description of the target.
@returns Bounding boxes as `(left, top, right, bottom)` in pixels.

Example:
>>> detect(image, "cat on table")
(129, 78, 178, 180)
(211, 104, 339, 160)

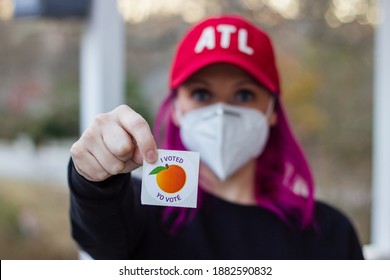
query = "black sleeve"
(347, 221, 365, 259)
(67, 158, 145, 259)
(310, 201, 365, 260)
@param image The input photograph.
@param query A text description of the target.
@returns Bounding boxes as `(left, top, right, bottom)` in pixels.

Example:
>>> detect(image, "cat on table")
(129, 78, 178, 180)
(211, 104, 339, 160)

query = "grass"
(0, 179, 78, 259)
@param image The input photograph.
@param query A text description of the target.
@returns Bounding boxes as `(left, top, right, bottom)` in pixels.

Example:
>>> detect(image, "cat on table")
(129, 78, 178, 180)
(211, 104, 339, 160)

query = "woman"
(68, 15, 364, 259)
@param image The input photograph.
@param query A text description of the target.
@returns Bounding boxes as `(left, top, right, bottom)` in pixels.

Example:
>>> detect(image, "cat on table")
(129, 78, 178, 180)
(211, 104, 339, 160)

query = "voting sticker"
(141, 149, 200, 208)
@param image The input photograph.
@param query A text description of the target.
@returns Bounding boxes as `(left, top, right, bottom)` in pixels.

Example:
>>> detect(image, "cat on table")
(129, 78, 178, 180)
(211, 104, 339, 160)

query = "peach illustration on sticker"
(149, 164, 186, 193)
(141, 149, 199, 208)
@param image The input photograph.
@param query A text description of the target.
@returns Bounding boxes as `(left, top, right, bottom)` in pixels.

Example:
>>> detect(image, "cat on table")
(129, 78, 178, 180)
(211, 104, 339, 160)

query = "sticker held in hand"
(141, 149, 200, 208)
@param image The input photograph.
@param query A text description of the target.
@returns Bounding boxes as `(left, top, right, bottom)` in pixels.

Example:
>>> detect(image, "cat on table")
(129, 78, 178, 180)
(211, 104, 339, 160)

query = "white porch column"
(371, 0, 390, 259)
(80, 0, 125, 132)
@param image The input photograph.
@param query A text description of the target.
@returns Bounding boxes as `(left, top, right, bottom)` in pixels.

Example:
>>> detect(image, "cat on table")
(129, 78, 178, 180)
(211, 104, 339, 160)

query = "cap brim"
(170, 53, 277, 94)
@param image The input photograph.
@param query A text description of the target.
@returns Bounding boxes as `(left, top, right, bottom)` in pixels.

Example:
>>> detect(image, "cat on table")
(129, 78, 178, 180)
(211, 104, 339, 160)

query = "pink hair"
(154, 91, 315, 232)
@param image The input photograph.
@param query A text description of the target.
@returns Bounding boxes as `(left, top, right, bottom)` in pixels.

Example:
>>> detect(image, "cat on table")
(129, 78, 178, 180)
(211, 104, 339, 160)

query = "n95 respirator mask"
(178, 103, 272, 181)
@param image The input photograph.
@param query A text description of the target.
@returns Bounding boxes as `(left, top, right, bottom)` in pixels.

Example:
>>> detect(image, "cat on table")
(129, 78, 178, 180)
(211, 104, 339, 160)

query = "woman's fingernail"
(146, 150, 157, 163)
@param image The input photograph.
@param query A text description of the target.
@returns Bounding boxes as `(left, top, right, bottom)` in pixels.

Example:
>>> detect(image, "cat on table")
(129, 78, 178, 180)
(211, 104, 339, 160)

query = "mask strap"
(174, 100, 183, 125)
(265, 96, 275, 119)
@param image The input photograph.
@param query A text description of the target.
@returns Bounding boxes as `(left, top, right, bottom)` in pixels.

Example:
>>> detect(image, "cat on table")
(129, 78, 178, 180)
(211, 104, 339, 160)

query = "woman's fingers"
(115, 105, 158, 164)
(70, 105, 158, 182)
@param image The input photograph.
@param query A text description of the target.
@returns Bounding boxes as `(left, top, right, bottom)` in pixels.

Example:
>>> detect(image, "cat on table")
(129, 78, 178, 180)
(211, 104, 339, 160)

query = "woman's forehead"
(184, 63, 268, 91)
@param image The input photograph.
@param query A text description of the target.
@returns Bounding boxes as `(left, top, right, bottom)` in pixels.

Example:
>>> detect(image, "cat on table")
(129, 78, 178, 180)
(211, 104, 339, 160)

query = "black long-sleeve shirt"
(68, 160, 364, 260)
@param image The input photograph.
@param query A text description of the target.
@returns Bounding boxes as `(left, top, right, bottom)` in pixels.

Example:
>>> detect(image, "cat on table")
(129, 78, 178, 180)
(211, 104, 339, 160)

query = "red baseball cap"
(169, 15, 280, 94)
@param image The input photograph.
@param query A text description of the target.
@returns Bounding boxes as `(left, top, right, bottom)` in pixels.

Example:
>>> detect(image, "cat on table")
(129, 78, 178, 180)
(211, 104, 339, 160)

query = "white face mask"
(178, 102, 273, 181)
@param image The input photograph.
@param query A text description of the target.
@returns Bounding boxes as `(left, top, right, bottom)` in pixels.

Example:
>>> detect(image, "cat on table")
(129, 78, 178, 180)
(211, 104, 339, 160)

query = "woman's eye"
(191, 89, 212, 102)
(235, 90, 255, 102)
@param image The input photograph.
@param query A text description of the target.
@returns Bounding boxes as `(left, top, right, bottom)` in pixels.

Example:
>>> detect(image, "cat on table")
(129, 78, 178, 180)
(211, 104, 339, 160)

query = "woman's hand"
(70, 105, 157, 181)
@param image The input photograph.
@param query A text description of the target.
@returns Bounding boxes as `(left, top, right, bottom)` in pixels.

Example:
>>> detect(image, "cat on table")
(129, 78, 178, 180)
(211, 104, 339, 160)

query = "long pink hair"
(154, 91, 315, 232)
